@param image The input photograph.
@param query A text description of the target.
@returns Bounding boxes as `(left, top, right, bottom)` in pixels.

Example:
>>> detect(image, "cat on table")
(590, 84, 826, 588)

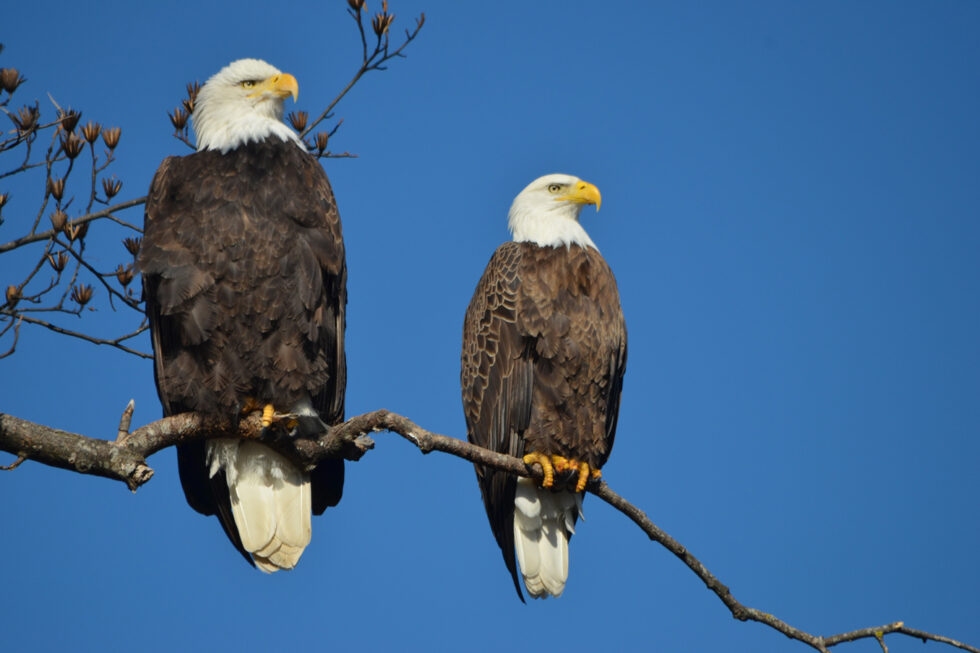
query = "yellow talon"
(523, 451, 555, 488)
(523, 453, 602, 492)
(261, 404, 275, 428)
(575, 461, 591, 493)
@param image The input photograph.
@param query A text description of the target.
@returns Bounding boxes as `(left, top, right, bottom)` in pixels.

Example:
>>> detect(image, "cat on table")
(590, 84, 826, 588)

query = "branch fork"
(0, 405, 975, 652)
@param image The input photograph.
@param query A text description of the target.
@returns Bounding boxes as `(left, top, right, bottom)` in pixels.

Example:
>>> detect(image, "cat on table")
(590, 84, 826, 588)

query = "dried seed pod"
(288, 111, 308, 132)
(186, 81, 201, 104)
(372, 11, 394, 36)
(102, 177, 122, 199)
(50, 209, 68, 231)
(347, 0, 365, 11)
(101, 126, 121, 149)
(81, 121, 101, 143)
(61, 133, 85, 159)
(47, 251, 69, 272)
(123, 236, 142, 256)
(0, 193, 8, 209)
(48, 177, 66, 201)
(5, 285, 20, 307)
(315, 131, 329, 155)
(58, 108, 81, 134)
(169, 106, 188, 130)
(14, 105, 39, 132)
(0, 68, 25, 94)
(64, 220, 89, 242)
(70, 284, 94, 306)
(115, 264, 135, 287)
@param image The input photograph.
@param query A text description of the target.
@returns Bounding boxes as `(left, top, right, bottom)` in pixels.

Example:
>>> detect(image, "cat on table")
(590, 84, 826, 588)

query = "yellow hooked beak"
(248, 73, 299, 102)
(557, 180, 602, 211)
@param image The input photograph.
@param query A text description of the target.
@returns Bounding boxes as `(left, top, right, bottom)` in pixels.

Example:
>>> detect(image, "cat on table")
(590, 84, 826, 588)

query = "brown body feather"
(140, 138, 346, 565)
(461, 241, 627, 599)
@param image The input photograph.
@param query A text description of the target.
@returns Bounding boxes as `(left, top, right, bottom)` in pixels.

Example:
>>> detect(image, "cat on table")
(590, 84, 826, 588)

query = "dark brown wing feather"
(461, 243, 531, 599)
(140, 140, 347, 561)
(461, 241, 627, 600)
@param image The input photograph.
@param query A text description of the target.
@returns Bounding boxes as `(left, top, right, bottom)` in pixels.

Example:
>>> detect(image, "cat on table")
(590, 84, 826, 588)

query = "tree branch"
(0, 407, 974, 652)
(0, 312, 150, 358)
(301, 8, 425, 138)
(0, 195, 146, 254)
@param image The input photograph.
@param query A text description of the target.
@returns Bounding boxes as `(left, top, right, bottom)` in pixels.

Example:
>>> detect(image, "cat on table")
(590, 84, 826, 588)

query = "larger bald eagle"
(139, 59, 346, 572)
(461, 174, 627, 600)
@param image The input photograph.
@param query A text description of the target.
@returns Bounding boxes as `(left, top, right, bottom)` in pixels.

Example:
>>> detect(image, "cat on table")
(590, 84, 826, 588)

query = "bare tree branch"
(301, 7, 425, 139)
(0, 407, 975, 653)
(50, 234, 141, 311)
(1, 3, 425, 365)
(0, 312, 150, 357)
(0, 453, 26, 470)
(0, 196, 146, 254)
(889, 627, 980, 653)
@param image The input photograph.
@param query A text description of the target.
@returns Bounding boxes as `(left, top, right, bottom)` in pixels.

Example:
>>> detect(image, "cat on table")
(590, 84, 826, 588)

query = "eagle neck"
(508, 204, 597, 251)
(195, 114, 302, 154)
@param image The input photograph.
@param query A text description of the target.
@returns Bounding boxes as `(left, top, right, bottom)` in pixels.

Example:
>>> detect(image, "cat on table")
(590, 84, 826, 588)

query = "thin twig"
(318, 151, 357, 160)
(0, 312, 150, 358)
(302, 10, 424, 138)
(0, 315, 22, 359)
(0, 196, 146, 254)
(0, 156, 65, 180)
(116, 399, 135, 443)
(822, 623, 979, 653)
(173, 131, 195, 150)
(0, 454, 26, 470)
(898, 626, 979, 652)
(876, 631, 889, 653)
(51, 235, 141, 311)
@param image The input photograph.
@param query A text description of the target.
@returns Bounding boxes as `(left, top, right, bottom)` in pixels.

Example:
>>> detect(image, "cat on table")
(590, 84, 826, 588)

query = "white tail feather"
(513, 477, 579, 598)
(207, 438, 312, 572)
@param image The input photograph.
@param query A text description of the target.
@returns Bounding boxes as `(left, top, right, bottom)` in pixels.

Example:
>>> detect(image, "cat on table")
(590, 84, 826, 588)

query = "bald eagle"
(461, 174, 627, 600)
(139, 59, 346, 572)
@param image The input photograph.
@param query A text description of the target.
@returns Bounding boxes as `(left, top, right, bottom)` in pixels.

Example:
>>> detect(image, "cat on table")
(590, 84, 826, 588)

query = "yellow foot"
(565, 459, 601, 492)
(575, 460, 592, 492)
(523, 452, 601, 491)
(522, 452, 555, 488)
(259, 404, 300, 430)
(551, 455, 572, 473)
(261, 404, 275, 428)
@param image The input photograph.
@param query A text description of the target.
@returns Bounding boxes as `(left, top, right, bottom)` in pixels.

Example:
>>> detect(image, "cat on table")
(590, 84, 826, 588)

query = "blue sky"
(2, 1, 978, 651)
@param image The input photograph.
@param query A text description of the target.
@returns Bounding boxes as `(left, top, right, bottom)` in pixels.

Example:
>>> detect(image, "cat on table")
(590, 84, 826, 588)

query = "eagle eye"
(547, 184, 562, 193)
(240, 80, 257, 89)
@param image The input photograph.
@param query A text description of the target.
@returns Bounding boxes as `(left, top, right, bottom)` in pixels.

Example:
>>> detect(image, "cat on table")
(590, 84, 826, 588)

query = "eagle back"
(140, 139, 346, 420)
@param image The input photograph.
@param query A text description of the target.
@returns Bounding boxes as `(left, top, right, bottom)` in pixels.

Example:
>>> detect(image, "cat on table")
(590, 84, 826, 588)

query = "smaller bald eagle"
(140, 59, 347, 572)
(461, 174, 627, 600)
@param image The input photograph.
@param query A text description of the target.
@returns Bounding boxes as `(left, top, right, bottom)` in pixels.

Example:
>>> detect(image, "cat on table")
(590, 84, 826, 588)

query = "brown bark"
(0, 406, 975, 653)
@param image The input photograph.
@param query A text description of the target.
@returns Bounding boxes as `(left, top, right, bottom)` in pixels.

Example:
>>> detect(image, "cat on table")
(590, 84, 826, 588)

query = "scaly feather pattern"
(461, 241, 626, 599)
